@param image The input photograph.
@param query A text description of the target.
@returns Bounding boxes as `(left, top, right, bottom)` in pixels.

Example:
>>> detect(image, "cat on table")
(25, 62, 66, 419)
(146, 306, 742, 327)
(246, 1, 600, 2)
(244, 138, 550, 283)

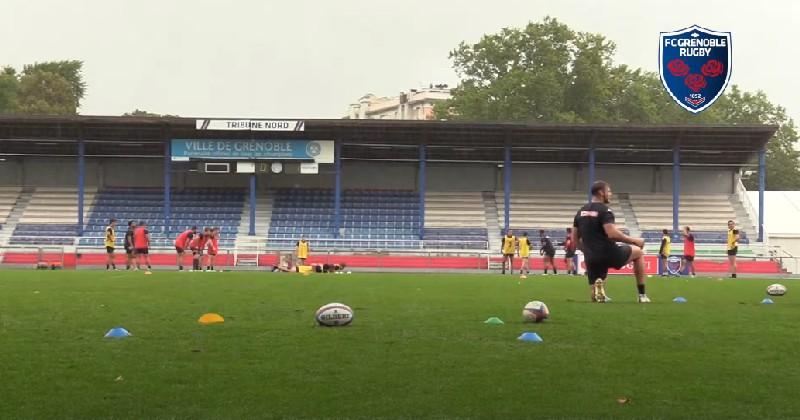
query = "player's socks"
(106, 264, 109, 270)
(179, 265, 183, 271)
(553, 268, 557, 274)
(731, 273, 737, 278)
(637, 284, 646, 295)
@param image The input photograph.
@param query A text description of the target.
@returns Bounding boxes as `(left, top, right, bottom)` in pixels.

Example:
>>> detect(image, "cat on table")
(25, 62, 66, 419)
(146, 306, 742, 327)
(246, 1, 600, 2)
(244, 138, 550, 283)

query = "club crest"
(659, 25, 731, 113)
(667, 256, 683, 275)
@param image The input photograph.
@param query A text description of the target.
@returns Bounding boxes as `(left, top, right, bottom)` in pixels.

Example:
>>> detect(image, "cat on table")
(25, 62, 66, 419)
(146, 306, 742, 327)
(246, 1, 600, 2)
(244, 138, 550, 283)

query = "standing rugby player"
(124, 221, 136, 270)
(573, 181, 650, 303)
(659, 229, 671, 277)
(518, 232, 531, 278)
(679, 226, 696, 277)
(501, 229, 516, 275)
(133, 221, 152, 274)
(727, 220, 739, 278)
(104, 218, 118, 271)
(540, 230, 556, 275)
(296, 236, 310, 265)
(174, 226, 196, 271)
(563, 227, 577, 275)
(206, 227, 220, 272)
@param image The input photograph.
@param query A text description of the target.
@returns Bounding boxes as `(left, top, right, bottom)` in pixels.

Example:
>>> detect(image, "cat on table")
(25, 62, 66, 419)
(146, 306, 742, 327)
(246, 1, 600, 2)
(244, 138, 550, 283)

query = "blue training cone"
(104, 327, 132, 338)
(761, 298, 774, 305)
(673, 297, 687, 303)
(518, 332, 543, 343)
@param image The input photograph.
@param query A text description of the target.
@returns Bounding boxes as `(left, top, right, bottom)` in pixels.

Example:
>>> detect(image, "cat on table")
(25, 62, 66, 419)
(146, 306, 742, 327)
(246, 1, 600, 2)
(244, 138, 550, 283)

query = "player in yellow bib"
(518, 232, 532, 278)
(659, 229, 671, 276)
(296, 236, 310, 265)
(501, 230, 516, 275)
(104, 218, 118, 271)
(727, 220, 739, 278)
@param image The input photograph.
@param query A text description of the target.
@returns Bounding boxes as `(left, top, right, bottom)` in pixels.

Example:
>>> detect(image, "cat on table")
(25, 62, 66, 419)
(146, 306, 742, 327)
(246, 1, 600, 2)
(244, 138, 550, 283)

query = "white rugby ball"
(315, 302, 354, 327)
(766, 284, 787, 297)
(522, 300, 549, 323)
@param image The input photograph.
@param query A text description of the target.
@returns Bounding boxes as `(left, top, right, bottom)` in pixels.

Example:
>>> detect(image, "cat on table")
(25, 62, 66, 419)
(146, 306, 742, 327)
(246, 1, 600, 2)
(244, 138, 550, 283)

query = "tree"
(0, 67, 18, 113)
(123, 109, 179, 118)
(0, 60, 86, 115)
(16, 70, 78, 115)
(443, 17, 800, 190)
(22, 61, 86, 110)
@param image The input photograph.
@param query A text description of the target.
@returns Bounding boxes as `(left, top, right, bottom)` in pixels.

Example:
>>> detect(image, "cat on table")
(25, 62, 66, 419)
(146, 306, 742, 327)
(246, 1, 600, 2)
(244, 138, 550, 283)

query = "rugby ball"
(766, 284, 787, 297)
(522, 300, 549, 323)
(315, 302, 354, 327)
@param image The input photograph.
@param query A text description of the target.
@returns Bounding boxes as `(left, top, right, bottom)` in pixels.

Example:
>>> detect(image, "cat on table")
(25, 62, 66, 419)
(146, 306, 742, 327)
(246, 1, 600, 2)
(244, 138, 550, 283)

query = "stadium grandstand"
(0, 115, 783, 273)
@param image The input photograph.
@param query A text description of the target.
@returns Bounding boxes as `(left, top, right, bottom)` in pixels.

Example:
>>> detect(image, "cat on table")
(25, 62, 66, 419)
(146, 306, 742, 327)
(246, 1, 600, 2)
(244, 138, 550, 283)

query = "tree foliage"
(0, 60, 85, 115)
(443, 17, 800, 189)
(122, 109, 179, 118)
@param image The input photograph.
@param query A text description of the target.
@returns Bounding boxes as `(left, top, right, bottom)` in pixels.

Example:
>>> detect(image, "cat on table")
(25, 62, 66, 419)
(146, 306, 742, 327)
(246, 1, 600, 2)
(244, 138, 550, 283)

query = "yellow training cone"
(198, 313, 224, 325)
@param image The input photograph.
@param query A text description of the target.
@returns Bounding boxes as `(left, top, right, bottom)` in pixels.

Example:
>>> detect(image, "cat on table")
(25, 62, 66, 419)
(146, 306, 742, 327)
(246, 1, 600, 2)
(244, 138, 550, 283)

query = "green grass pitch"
(0, 270, 797, 419)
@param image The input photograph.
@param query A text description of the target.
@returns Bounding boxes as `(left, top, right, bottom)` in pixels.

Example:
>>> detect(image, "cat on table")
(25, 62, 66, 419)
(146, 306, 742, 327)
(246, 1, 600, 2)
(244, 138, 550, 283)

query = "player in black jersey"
(124, 220, 136, 270)
(572, 181, 650, 303)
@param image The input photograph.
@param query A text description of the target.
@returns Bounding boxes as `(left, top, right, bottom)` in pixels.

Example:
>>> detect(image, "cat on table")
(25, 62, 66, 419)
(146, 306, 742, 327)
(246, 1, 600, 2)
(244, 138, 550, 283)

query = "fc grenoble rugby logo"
(659, 25, 731, 113)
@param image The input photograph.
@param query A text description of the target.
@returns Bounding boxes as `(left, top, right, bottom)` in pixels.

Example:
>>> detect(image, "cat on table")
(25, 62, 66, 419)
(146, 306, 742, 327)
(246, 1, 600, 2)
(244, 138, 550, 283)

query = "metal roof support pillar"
(249, 174, 256, 236)
(77, 138, 85, 236)
(334, 141, 342, 239)
(673, 146, 680, 239)
(418, 144, 426, 240)
(163, 139, 171, 237)
(504, 143, 511, 232)
(758, 148, 766, 242)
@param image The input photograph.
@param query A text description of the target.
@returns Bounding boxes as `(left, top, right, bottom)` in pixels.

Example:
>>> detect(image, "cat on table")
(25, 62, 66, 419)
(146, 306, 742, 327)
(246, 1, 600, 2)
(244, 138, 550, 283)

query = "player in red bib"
(563, 227, 577, 275)
(205, 227, 220, 272)
(133, 221, 152, 274)
(174, 226, 197, 271)
(679, 226, 696, 277)
(189, 228, 209, 271)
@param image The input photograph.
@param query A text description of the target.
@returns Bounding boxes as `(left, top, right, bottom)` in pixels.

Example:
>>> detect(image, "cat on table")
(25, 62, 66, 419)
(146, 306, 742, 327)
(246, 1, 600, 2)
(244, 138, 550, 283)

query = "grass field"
(0, 270, 797, 419)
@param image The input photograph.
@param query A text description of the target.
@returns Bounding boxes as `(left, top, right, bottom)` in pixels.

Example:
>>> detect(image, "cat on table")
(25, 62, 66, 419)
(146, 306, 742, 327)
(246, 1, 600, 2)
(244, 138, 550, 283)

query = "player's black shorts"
(565, 250, 576, 258)
(106, 246, 115, 254)
(175, 246, 185, 254)
(683, 255, 695, 262)
(135, 248, 149, 255)
(727, 247, 738, 256)
(125, 247, 133, 255)
(191, 247, 202, 256)
(503, 253, 514, 258)
(544, 251, 556, 258)
(585, 245, 633, 284)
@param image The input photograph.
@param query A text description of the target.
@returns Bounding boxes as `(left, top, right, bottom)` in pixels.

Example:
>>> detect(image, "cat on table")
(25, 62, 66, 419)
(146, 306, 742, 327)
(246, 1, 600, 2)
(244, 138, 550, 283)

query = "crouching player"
(573, 181, 650, 303)
(174, 226, 197, 271)
(189, 228, 209, 272)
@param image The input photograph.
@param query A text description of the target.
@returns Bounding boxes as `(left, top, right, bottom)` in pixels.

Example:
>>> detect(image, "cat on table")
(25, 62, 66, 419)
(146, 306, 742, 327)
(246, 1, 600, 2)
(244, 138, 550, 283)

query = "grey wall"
(505, 164, 583, 192)
(427, 163, 496, 191)
(0, 157, 737, 194)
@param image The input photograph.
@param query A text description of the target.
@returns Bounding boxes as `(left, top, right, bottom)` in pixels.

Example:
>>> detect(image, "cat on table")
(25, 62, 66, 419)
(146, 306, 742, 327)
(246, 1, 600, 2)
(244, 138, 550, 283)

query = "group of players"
(500, 229, 577, 278)
(101, 180, 743, 304)
(104, 219, 221, 273)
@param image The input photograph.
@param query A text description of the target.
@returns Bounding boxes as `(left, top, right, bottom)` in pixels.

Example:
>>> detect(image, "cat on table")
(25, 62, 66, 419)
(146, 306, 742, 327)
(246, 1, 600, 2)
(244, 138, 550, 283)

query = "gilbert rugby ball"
(766, 284, 787, 297)
(315, 302, 354, 327)
(522, 300, 550, 323)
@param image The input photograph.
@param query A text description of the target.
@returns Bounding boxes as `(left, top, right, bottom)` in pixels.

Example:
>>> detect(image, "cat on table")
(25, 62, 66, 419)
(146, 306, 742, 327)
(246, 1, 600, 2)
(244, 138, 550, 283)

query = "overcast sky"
(2, 0, 798, 122)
